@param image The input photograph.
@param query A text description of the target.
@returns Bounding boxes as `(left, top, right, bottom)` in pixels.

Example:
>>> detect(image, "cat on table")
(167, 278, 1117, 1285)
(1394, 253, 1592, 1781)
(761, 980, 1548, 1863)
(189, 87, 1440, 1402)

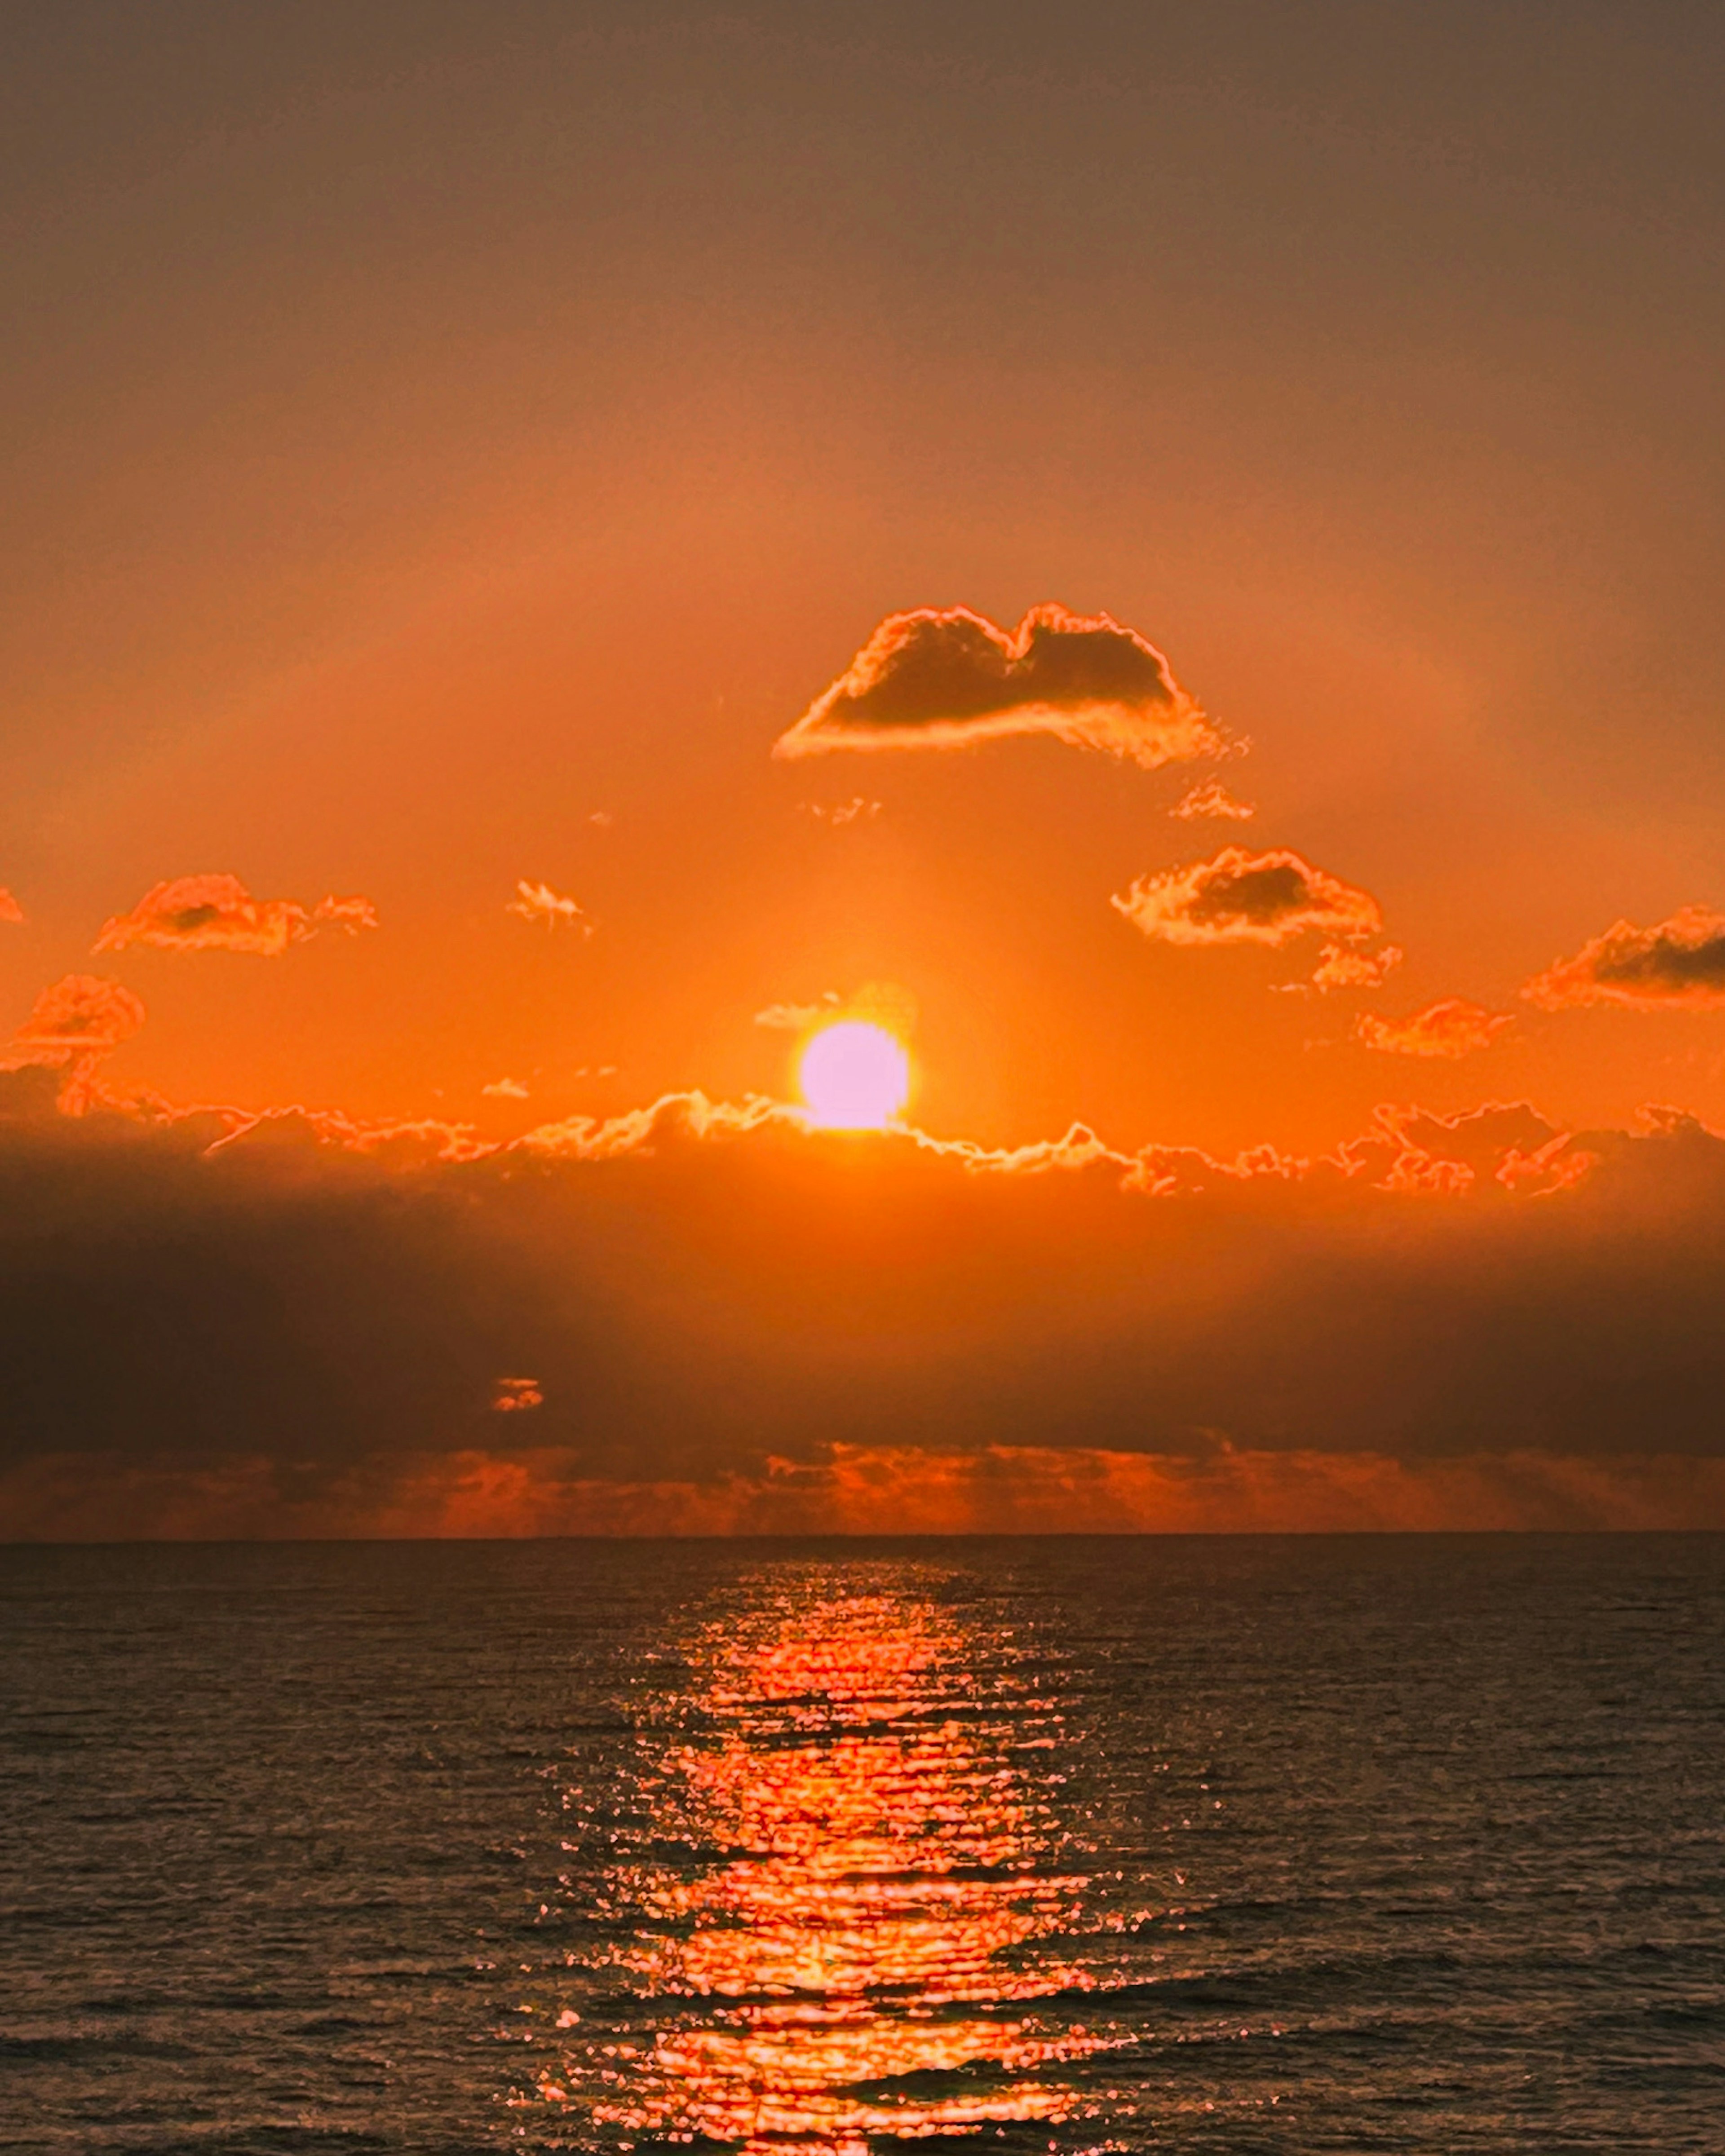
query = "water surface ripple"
(2, 1536, 1721, 2152)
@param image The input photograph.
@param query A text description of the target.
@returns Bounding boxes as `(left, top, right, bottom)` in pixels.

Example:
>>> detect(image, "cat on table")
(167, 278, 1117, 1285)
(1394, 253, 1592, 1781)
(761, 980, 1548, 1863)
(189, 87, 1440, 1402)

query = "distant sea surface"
(3, 1536, 1721, 2154)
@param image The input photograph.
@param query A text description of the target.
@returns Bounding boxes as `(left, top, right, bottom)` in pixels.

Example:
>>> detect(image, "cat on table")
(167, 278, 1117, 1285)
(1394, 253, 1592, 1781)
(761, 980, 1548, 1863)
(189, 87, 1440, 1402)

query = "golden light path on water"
(540, 1567, 1127, 2152)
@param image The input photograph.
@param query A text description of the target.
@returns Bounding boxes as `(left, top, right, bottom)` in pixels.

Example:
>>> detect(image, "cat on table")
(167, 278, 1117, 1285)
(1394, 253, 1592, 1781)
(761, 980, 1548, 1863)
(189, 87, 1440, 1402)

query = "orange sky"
(4, 3, 1725, 1535)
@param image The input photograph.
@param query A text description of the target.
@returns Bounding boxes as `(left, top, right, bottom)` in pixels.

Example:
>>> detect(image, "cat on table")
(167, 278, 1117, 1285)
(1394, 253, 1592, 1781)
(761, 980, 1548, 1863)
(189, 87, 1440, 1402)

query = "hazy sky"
(5, 3, 1725, 1535)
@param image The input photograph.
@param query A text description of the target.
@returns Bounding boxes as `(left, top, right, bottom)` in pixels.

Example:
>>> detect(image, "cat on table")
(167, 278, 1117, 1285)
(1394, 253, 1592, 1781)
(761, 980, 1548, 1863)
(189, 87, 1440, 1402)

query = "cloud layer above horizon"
(4, 1071, 1725, 1537)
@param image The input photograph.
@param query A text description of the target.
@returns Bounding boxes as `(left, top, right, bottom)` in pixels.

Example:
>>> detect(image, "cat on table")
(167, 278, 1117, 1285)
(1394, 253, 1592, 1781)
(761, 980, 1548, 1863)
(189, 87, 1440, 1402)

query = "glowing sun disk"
(799, 1021, 910, 1130)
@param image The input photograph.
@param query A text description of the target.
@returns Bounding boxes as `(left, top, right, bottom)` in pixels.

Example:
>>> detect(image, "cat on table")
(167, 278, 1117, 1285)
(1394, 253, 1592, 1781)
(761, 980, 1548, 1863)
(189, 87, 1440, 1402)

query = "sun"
(798, 1020, 911, 1130)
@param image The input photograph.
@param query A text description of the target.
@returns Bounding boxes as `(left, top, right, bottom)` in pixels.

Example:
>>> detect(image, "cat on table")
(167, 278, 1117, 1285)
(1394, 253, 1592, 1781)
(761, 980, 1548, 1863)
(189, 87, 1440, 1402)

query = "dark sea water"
(2, 1537, 1721, 2154)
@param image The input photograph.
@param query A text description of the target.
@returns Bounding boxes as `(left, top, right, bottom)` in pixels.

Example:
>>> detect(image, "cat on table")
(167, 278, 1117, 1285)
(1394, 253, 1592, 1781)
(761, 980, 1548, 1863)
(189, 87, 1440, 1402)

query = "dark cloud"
(774, 604, 1220, 769)
(94, 874, 376, 956)
(1524, 904, 1725, 1010)
(1113, 846, 1381, 947)
(1358, 998, 1513, 1058)
(3, 1083, 1725, 1537)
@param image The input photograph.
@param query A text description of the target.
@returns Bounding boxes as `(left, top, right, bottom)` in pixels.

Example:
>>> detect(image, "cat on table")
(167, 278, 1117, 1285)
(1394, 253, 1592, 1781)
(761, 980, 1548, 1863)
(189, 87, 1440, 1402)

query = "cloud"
(94, 874, 376, 956)
(1366, 1100, 1561, 1184)
(802, 798, 881, 825)
(774, 603, 1220, 769)
(8, 1439, 1721, 1541)
(506, 880, 591, 932)
(492, 1376, 543, 1412)
(482, 1077, 530, 1098)
(7, 1074, 1725, 1539)
(1170, 779, 1254, 821)
(1309, 941, 1402, 993)
(1112, 846, 1382, 948)
(0, 890, 22, 925)
(1523, 904, 1725, 1010)
(516, 1088, 794, 1162)
(1, 974, 146, 1113)
(755, 992, 842, 1031)
(4, 972, 145, 1059)
(1358, 998, 1514, 1058)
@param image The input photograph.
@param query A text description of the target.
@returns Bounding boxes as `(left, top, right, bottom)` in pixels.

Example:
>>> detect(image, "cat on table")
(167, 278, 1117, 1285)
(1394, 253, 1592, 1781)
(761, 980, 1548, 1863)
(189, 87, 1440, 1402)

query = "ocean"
(3, 1536, 1721, 2152)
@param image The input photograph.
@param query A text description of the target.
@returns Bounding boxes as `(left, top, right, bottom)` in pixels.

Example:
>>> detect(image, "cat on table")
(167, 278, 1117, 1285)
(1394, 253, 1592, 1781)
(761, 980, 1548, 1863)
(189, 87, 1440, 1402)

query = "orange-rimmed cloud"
(1, 973, 146, 1114)
(4, 973, 145, 1060)
(504, 1084, 1610, 1208)
(1358, 998, 1513, 1059)
(1113, 846, 1381, 948)
(0, 890, 23, 925)
(774, 603, 1220, 769)
(516, 1089, 796, 1162)
(200, 1101, 487, 1170)
(94, 874, 376, 956)
(1523, 904, 1725, 1010)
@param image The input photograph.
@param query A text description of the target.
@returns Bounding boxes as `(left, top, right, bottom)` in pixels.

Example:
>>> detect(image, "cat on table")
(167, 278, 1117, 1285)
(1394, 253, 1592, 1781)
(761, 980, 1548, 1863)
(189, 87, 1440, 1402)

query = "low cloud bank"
(5, 1440, 1719, 1541)
(2, 1076, 1724, 1535)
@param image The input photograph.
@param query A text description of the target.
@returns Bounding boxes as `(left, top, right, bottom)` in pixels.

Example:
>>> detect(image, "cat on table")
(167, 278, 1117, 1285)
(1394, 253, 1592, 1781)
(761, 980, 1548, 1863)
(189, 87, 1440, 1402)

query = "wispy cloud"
(1310, 941, 1402, 992)
(801, 797, 882, 825)
(506, 880, 591, 933)
(94, 875, 376, 957)
(1113, 846, 1381, 948)
(775, 603, 1220, 769)
(1358, 998, 1514, 1058)
(754, 992, 842, 1031)
(482, 1077, 530, 1099)
(1170, 779, 1254, 821)
(1524, 904, 1725, 1010)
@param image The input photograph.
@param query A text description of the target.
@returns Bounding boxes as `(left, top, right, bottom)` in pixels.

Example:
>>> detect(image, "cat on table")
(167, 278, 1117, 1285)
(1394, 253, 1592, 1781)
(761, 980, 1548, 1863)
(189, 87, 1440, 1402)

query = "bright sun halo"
(798, 1020, 911, 1130)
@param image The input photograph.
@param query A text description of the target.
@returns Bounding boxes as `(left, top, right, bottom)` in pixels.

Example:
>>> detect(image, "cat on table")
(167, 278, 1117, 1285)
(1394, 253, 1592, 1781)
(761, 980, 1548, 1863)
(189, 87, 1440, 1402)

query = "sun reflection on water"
(539, 1566, 1117, 2152)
